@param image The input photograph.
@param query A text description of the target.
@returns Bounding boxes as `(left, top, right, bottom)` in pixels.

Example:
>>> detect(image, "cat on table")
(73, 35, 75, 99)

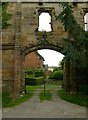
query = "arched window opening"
(84, 13, 88, 31)
(38, 12, 52, 32)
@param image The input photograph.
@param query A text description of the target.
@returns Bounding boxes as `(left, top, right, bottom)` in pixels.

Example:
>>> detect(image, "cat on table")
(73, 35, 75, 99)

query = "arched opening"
(38, 12, 52, 32)
(23, 48, 65, 94)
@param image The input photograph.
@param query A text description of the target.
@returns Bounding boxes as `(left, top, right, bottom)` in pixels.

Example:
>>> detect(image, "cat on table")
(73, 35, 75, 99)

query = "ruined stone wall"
(21, 2, 68, 52)
(2, 3, 16, 92)
(2, 2, 88, 97)
(2, 50, 14, 92)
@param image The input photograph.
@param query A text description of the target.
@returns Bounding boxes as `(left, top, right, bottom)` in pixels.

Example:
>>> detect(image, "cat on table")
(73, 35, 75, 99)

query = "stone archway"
(2, 2, 87, 98)
(19, 41, 64, 97)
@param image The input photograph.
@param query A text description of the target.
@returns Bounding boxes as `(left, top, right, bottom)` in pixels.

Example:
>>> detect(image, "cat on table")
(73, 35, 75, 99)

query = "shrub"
(35, 68, 44, 77)
(25, 68, 34, 75)
(25, 67, 44, 77)
(49, 70, 63, 80)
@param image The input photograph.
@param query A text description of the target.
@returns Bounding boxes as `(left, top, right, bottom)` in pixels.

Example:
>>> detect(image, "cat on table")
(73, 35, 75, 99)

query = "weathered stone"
(2, 2, 88, 98)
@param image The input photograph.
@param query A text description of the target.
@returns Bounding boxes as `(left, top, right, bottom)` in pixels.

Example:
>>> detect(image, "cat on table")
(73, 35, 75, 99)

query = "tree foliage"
(56, 3, 88, 68)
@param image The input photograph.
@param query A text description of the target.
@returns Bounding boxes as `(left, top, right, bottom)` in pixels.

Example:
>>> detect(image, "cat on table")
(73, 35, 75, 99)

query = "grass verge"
(58, 89, 88, 107)
(39, 90, 52, 101)
(2, 85, 41, 108)
(2, 91, 33, 108)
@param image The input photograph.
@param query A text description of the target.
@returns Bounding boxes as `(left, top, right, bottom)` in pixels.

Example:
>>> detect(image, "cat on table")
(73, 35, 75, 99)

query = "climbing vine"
(56, 2, 88, 68)
(2, 2, 11, 29)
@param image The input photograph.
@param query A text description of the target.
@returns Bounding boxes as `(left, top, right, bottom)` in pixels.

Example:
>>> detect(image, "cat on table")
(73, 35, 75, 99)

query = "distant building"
(25, 51, 45, 69)
(48, 67, 54, 72)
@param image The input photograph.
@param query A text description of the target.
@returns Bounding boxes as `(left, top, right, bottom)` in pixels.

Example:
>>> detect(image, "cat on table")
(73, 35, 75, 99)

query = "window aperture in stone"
(38, 12, 52, 32)
(84, 13, 88, 31)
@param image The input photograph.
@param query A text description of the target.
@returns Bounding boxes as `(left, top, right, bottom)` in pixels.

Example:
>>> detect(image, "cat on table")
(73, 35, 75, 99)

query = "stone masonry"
(2, 2, 88, 98)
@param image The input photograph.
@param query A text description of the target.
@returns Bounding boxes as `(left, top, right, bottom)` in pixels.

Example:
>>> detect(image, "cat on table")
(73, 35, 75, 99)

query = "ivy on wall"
(2, 2, 11, 29)
(56, 2, 88, 68)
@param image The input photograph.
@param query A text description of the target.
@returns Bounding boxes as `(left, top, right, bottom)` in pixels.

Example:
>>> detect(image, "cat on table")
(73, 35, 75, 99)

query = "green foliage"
(2, 2, 11, 29)
(25, 77, 37, 85)
(2, 85, 41, 108)
(26, 85, 41, 94)
(39, 91, 52, 101)
(25, 76, 44, 86)
(25, 67, 45, 85)
(56, 3, 88, 68)
(59, 58, 64, 69)
(36, 76, 45, 85)
(2, 91, 12, 107)
(35, 68, 44, 77)
(25, 68, 34, 75)
(49, 69, 63, 80)
(58, 89, 88, 107)
(25, 67, 44, 77)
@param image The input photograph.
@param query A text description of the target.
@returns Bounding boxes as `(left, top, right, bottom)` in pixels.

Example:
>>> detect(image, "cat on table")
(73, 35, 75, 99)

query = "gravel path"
(2, 86, 87, 118)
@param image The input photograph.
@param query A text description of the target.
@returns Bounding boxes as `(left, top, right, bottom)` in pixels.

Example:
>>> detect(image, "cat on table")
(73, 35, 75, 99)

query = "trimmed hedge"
(25, 76, 44, 86)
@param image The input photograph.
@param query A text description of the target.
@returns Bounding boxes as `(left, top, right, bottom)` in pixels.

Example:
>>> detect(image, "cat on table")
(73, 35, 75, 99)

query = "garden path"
(2, 85, 87, 118)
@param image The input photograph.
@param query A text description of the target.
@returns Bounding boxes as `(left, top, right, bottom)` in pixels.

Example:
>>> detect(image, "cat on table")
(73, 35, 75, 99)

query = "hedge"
(25, 76, 45, 86)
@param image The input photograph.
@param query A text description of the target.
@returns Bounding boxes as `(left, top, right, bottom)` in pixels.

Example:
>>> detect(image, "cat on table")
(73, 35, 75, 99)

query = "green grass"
(48, 80, 63, 86)
(2, 91, 33, 108)
(58, 89, 88, 107)
(26, 85, 41, 93)
(39, 90, 52, 101)
(2, 85, 41, 108)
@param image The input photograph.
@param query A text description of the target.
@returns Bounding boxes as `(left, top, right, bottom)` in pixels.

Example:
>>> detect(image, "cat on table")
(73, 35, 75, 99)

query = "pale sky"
(84, 13, 88, 31)
(38, 12, 52, 32)
(38, 49, 64, 67)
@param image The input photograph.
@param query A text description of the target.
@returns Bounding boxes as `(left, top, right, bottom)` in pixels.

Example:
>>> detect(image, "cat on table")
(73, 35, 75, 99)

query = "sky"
(38, 49, 64, 67)
(38, 12, 52, 32)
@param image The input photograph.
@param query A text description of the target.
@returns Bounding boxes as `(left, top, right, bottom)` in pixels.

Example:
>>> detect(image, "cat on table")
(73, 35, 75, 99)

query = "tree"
(56, 3, 88, 95)
(58, 58, 64, 69)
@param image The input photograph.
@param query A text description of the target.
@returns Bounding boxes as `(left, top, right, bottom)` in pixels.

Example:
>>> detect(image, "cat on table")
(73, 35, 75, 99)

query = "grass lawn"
(39, 90, 52, 101)
(2, 85, 41, 108)
(58, 89, 88, 107)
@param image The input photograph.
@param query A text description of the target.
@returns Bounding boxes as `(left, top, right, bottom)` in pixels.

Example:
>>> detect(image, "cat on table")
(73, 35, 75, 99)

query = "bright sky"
(38, 12, 52, 32)
(38, 49, 64, 67)
(84, 13, 88, 31)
